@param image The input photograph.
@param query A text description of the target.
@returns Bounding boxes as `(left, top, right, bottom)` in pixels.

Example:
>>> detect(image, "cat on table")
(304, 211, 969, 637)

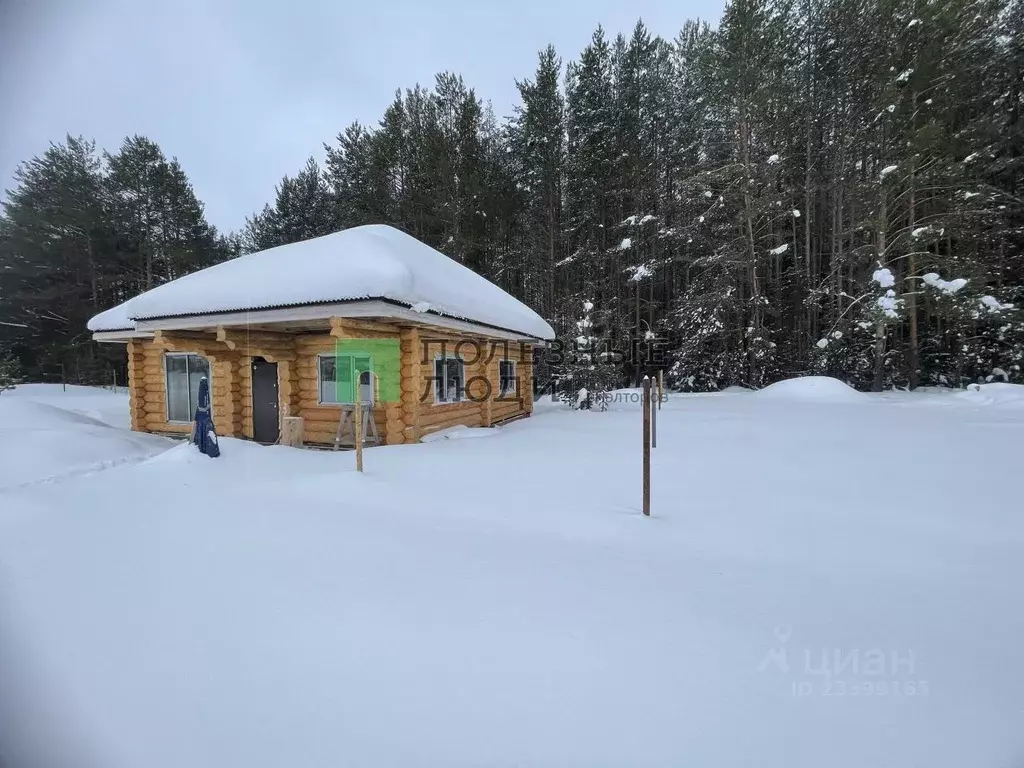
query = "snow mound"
(420, 425, 500, 442)
(719, 385, 752, 394)
(88, 225, 554, 340)
(756, 376, 864, 402)
(954, 382, 1024, 408)
(6, 384, 134, 428)
(0, 395, 172, 489)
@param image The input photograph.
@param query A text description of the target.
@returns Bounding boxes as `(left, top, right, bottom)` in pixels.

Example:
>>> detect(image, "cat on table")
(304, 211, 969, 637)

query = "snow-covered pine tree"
(508, 46, 565, 323)
(242, 157, 335, 252)
(0, 348, 20, 393)
(564, 28, 616, 315)
(558, 299, 621, 408)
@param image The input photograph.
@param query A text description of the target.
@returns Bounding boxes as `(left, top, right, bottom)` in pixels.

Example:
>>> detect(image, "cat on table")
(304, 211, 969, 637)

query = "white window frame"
(499, 359, 518, 397)
(433, 353, 466, 405)
(317, 352, 374, 405)
(164, 352, 212, 423)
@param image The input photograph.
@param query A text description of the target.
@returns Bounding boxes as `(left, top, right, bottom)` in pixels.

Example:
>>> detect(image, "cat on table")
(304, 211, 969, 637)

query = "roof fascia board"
(133, 300, 543, 342)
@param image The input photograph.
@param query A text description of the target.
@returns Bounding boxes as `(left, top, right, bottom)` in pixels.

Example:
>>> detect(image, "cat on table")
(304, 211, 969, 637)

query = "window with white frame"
(433, 355, 465, 403)
(165, 353, 211, 422)
(318, 353, 373, 404)
(499, 359, 517, 397)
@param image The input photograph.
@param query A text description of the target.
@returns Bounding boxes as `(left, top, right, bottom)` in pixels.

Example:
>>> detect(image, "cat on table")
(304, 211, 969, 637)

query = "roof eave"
(92, 329, 153, 343)
(132, 299, 552, 343)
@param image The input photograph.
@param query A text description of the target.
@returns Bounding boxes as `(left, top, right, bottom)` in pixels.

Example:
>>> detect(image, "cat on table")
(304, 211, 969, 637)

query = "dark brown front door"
(251, 357, 279, 444)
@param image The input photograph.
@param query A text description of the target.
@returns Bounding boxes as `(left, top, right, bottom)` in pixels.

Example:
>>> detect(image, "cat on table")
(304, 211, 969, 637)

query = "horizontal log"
(329, 320, 402, 337)
(385, 432, 405, 446)
(385, 418, 405, 434)
(415, 418, 482, 438)
(300, 412, 347, 427)
(238, 347, 297, 358)
(295, 341, 338, 352)
(297, 409, 343, 424)
(493, 404, 522, 417)
(157, 423, 192, 434)
(417, 407, 477, 428)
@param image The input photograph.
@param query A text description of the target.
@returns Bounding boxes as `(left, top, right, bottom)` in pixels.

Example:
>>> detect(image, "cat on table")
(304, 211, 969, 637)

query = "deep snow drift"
(0, 385, 171, 489)
(754, 375, 864, 402)
(1, 382, 1023, 768)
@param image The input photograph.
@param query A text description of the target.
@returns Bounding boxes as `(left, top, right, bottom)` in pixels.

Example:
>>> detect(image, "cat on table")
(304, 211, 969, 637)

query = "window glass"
(166, 354, 190, 422)
(165, 354, 210, 422)
(319, 354, 372, 404)
(319, 356, 338, 404)
(434, 357, 464, 403)
(499, 360, 517, 396)
(188, 356, 210, 416)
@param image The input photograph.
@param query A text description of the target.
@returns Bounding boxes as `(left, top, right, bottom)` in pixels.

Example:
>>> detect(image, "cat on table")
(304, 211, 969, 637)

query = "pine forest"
(2, 0, 1022, 393)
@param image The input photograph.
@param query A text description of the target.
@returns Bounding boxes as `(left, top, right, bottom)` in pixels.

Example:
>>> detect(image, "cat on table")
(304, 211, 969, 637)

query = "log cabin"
(87, 225, 555, 446)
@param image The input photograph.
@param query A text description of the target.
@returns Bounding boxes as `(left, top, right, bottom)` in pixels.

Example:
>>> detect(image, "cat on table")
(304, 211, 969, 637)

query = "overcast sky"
(1, 0, 725, 234)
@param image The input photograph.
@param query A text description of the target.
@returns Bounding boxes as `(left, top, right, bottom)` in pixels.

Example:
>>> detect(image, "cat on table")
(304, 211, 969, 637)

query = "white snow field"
(1, 381, 1023, 767)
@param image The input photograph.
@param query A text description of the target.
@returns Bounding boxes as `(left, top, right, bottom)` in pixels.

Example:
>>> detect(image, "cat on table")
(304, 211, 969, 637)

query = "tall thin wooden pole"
(651, 380, 657, 449)
(657, 369, 664, 410)
(354, 373, 364, 473)
(642, 376, 651, 516)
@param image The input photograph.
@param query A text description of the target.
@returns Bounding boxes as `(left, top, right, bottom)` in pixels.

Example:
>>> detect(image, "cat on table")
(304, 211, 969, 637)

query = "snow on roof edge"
(87, 298, 138, 332)
(130, 296, 553, 340)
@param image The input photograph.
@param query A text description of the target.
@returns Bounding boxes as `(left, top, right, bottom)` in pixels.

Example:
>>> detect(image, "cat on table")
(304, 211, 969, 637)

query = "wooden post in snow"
(354, 372, 364, 473)
(642, 376, 651, 516)
(657, 369, 664, 410)
(651, 378, 657, 449)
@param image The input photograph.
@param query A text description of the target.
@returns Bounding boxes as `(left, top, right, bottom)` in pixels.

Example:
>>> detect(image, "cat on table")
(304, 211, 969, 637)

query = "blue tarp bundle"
(191, 376, 220, 458)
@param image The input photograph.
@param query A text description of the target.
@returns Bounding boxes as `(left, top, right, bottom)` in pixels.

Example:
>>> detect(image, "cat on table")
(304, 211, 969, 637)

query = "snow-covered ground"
(0, 384, 170, 489)
(1, 380, 1023, 767)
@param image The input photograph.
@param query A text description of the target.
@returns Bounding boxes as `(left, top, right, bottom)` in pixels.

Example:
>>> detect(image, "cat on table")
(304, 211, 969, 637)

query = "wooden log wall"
(126, 340, 147, 431)
(140, 334, 240, 436)
(133, 332, 294, 439)
(521, 342, 535, 414)
(295, 333, 393, 446)
(412, 332, 533, 438)
(125, 325, 535, 446)
(399, 328, 421, 443)
(489, 341, 529, 425)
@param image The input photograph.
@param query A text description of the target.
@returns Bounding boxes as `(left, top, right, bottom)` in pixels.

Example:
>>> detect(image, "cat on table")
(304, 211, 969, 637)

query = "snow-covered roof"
(89, 301, 137, 332)
(88, 225, 555, 340)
